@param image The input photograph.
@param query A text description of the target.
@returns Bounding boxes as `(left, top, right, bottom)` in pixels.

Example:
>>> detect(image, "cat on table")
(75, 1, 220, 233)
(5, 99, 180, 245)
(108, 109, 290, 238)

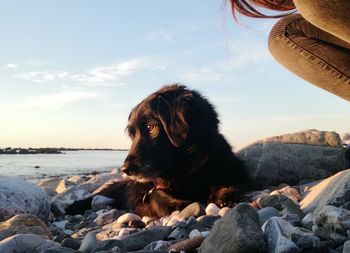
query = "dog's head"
(122, 84, 219, 185)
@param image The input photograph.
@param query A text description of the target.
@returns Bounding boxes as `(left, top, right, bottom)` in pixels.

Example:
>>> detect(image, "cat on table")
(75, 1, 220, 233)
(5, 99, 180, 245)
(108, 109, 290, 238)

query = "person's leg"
(293, 0, 350, 44)
(268, 14, 350, 102)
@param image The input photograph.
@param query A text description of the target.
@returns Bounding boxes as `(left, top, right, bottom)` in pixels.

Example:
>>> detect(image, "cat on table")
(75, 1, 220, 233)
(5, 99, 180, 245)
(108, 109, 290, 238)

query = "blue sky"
(0, 0, 349, 150)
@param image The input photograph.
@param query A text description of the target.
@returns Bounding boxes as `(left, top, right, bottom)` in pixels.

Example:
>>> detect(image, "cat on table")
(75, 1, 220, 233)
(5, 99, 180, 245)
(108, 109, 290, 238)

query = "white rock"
(51, 220, 68, 229)
(68, 175, 84, 184)
(0, 234, 60, 252)
(205, 203, 220, 216)
(117, 213, 141, 224)
(0, 176, 50, 221)
(218, 207, 231, 217)
(189, 229, 203, 239)
(55, 179, 72, 193)
(118, 228, 130, 238)
(142, 216, 154, 225)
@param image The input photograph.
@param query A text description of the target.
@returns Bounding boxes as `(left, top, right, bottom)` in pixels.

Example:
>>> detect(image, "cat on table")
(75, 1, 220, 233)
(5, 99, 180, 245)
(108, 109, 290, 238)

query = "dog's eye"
(146, 124, 155, 132)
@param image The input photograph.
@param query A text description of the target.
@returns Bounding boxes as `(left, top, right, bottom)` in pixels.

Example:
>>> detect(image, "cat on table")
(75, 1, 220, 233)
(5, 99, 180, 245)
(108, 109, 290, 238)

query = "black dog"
(66, 84, 252, 217)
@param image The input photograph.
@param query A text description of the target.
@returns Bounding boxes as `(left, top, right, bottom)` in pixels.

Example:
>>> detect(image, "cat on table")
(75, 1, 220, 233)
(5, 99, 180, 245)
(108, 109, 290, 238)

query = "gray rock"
(258, 207, 281, 226)
(95, 209, 122, 226)
(340, 202, 350, 210)
(300, 169, 350, 213)
(96, 239, 126, 253)
(120, 226, 172, 251)
(61, 238, 80, 250)
(301, 213, 314, 230)
(41, 248, 76, 253)
(127, 251, 168, 253)
(258, 194, 304, 219)
(179, 202, 206, 219)
(263, 217, 300, 253)
(199, 203, 264, 253)
(91, 195, 115, 211)
(197, 215, 221, 228)
(344, 240, 350, 253)
(237, 130, 345, 186)
(143, 240, 171, 250)
(0, 234, 60, 252)
(313, 205, 350, 234)
(0, 176, 50, 221)
(281, 213, 301, 227)
(79, 231, 97, 253)
(312, 225, 348, 245)
(168, 227, 189, 240)
(288, 227, 320, 251)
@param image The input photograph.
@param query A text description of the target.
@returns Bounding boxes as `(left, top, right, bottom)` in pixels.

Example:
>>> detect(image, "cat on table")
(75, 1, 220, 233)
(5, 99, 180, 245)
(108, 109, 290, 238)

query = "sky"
(0, 1, 349, 150)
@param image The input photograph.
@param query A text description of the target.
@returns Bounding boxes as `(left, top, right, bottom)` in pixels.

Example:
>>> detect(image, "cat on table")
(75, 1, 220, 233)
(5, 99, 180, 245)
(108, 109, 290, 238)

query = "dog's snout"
(122, 155, 139, 175)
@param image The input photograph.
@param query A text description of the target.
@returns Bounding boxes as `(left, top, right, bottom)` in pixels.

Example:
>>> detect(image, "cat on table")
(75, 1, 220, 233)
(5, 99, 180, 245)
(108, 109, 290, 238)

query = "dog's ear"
(157, 93, 192, 147)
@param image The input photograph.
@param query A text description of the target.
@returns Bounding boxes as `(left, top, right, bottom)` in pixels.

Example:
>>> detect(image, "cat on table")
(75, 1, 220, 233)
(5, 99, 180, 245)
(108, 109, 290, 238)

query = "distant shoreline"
(0, 147, 128, 155)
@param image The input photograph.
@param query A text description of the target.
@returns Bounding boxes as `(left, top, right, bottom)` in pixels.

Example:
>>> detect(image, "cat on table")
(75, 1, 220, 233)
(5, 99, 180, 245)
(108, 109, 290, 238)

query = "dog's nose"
(121, 164, 131, 175)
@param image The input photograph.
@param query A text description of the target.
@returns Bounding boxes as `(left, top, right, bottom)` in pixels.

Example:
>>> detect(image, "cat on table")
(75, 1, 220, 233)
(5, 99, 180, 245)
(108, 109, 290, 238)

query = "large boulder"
(0, 177, 50, 221)
(237, 129, 345, 186)
(299, 169, 350, 213)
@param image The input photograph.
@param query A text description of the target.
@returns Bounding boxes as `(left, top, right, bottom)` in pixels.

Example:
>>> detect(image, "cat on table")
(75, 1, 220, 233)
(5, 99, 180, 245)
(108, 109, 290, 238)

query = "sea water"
(0, 150, 128, 181)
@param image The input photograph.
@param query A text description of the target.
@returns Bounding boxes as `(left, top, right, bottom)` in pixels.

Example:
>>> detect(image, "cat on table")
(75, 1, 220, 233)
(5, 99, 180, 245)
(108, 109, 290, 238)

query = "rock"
(117, 213, 141, 224)
(168, 227, 189, 240)
(205, 203, 220, 216)
(237, 130, 345, 186)
(197, 215, 220, 228)
(300, 169, 350, 213)
(169, 237, 205, 252)
(91, 195, 115, 211)
(189, 229, 203, 239)
(344, 240, 350, 253)
(179, 202, 206, 220)
(56, 179, 75, 194)
(120, 226, 172, 251)
(263, 217, 300, 253)
(144, 240, 171, 250)
(61, 238, 81, 250)
(0, 234, 60, 252)
(41, 248, 77, 253)
(0, 176, 50, 221)
(95, 239, 126, 253)
(0, 214, 51, 241)
(95, 209, 122, 226)
(312, 225, 348, 245)
(313, 205, 350, 234)
(258, 194, 304, 219)
(79, 231, 97, 253)
(258, 207, 281, 226)
(288, 227, 320, 251)
(51, 220, 68, 230)
(129, 219, 146, 229)
(301, 213, 314, 230)
(218, 207, 231, 217)
(51, 185, 92, 216)
(199, 203, 264, 253)
(281, 213, 301, 227)
(270, 186, 301, 204)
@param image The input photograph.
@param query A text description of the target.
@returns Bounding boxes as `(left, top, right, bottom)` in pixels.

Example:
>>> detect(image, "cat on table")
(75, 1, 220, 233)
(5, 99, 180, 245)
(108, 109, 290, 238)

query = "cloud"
(5, 91, 100, 110)
(5, 63, 19, 69)
(13, 58, 150, 85)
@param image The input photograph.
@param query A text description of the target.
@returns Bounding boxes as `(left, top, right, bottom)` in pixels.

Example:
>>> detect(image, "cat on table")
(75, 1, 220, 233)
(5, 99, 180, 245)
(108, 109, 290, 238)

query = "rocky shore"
(1, 129, 350, 253)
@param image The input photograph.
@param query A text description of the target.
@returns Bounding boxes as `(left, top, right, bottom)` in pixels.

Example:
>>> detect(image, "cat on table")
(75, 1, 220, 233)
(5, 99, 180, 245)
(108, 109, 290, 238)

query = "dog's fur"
(66, 84, 253, 217)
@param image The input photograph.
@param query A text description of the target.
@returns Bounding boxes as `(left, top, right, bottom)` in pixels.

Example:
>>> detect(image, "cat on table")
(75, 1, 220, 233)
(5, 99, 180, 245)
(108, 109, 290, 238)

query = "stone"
(218, 207, 231, 217)
(95, 239, 126, 253)
(189, 229, 203, 239)
(179, 202, 206, 220)
(41, 248, 77, 253)
(117, 213, 141, 224)
(288, 227, 320, 251)
(95, 209, 122, 226)
(301, 212, 314, 230)
(79, 231, 98, 253)
(199, 203, 264, 253)
(281, 213, 301, 227)
(258, 194, 304, 219)
(263, 217, 300, 253)
(237, 130, 345, 186)
(120, 226, 172, 251)
(205, 203, 220, 216)
(51, 185, 92, 216)
(0, 214, 51, 241)
(0, 234, 60, 252)
(61, 238, 81, 250)
(0, 176, 50, 221)
(258, 207, 281, 226)
(56, 179, 75, 194)
(143, 240, 171, 250)
(344, 240, 350, 253)
(312, 225, 348, 245)
(313, 205, 350, 234)
(129, 219, 146, 229)
(91, 195, 115, 211)
(300, 169, 350, 213)
(197, 215, 221, 228)
(51, 220, 68, 230)
(168, 227, 189, 240)
(270, 186, 301, 204)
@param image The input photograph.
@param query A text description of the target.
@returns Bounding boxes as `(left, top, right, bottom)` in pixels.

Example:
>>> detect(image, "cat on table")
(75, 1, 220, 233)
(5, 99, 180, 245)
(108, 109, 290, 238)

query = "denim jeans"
(268, 0, 350, 102)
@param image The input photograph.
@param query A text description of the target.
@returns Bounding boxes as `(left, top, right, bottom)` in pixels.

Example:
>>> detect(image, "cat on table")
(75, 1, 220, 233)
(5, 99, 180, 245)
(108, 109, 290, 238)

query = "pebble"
(95, 209, 122, 226)
(91, 195, 115, 211)
(205, 203, 220, 216)
(168, 227, 189, 240)
(344, 240, 350, 253)
(61, 238, 81, 250)
(313, 205, 350, 234)
(117, 213, 141, 224)
(79, 231, 97, 253)
(197, 215, 220, 228)
(189, 229, 202, 239)
(179, 202, 206, 219)
(301, 212, 314, 230)
(129, 219, 146, 229)
(218, 207, 231, 217)
(257, 207, 281, 226)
